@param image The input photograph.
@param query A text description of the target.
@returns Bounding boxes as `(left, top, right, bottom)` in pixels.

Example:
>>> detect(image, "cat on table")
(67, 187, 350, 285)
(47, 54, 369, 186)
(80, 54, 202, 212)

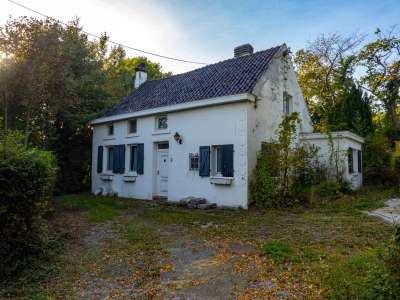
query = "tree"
(294, 33, 373, 134)
(358, 28, 400, 138)
(104, 44, 172, 102)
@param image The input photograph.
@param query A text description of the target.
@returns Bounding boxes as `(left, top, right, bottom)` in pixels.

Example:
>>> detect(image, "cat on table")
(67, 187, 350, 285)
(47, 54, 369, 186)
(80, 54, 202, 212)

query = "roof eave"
(90, 92, 255, 125)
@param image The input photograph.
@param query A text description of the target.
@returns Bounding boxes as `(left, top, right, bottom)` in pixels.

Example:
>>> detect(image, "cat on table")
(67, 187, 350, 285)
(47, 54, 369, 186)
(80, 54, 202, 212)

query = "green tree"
(358, 28, 400, 138)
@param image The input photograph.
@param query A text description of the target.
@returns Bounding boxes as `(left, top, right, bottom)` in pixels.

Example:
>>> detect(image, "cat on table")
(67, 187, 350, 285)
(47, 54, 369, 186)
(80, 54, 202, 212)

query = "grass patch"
(56, 194, 134, 222)
(324, 248, 400, 299)
(263, 240, 296, 263)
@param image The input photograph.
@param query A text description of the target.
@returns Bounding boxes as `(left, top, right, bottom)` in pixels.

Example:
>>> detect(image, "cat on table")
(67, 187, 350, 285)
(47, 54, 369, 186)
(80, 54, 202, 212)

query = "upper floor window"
(128, 119, 137, 134)
(108, 124, 114, 135)
(283, 91, 292, 115)
(156, 115, 168, 130)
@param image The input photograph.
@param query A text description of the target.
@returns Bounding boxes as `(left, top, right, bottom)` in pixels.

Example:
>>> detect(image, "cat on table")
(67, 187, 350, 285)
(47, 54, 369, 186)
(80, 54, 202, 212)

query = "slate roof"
(103, 45, 283, 117)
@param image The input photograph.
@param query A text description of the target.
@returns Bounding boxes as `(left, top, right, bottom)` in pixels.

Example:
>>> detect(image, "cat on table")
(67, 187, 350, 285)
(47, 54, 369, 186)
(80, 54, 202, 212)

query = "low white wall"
(92, 102, 249, 208)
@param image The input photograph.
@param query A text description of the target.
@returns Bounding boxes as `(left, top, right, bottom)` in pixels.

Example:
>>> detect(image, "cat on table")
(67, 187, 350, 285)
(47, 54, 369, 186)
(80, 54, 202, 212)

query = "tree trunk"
(389, 99, 400, 130)
(24, 108, 31, 148)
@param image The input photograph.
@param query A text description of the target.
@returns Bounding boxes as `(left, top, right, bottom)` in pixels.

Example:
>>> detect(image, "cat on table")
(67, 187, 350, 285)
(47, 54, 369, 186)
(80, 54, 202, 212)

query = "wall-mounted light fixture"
(174, 132, 183, 144)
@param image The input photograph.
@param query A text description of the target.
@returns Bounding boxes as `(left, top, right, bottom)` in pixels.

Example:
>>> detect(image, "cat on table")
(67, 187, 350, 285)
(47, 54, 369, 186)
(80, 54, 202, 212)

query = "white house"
(91, 44, 364, 208)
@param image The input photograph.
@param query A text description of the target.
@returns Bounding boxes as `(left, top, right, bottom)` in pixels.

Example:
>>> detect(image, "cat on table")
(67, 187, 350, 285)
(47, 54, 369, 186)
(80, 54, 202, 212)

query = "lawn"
(1, 186, 397, 299)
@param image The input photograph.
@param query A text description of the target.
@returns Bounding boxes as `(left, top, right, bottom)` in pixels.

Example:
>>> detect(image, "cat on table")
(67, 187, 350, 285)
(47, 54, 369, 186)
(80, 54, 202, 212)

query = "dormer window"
(156, 115, 168, 130)
(108, 124, 114, 135)
(128, 119, 137, 134)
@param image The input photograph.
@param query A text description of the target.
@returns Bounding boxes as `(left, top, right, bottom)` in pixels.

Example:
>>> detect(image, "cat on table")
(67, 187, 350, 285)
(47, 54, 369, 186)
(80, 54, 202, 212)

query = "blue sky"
(2, 0, 400, 73)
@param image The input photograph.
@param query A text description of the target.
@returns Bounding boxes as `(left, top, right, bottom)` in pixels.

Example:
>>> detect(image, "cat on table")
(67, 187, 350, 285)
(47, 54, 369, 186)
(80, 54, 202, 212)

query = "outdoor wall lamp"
(174, 132, 183, 144)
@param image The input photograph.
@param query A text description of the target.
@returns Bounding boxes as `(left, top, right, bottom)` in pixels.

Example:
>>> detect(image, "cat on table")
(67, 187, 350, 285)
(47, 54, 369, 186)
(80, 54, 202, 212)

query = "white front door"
(156, 148, 169, 197)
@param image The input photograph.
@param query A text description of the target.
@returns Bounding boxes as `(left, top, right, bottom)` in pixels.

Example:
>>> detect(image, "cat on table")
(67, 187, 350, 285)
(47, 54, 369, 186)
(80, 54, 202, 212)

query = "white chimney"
(134, 62, 147, 89)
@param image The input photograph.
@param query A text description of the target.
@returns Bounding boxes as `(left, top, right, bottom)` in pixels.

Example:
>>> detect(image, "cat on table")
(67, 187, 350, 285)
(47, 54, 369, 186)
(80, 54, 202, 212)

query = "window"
(189, 153, 199, 170)
(158, 142, 169, 150)
(130, 145, 138, 172)
(211, 144, 233, 177)
(128, 119, 137, 134)
(107, 147, 114, 171)
(348, 148, 354, 174)
(156, 115, 168, 130)
(357, 150, 362, 173)
(283, 91, 292, 115)
(108, 124, 114, 135)
(213, 146, 223, 176)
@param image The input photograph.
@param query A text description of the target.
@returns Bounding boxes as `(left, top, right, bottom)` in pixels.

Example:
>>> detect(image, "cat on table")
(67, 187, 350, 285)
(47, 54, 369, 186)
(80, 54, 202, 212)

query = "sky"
(1, 0, 399, 74)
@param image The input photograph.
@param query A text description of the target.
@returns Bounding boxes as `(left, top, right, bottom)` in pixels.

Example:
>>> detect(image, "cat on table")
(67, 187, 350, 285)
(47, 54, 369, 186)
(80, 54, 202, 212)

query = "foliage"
(0, 129, 57, 278)
(358, 28, 400, 137)
(249, 152, 276, 208)
(324, 248, 400, 299)
(363, 132, 398, 185)
(0, 17, 170, 193)
(250, 113, 326, 207)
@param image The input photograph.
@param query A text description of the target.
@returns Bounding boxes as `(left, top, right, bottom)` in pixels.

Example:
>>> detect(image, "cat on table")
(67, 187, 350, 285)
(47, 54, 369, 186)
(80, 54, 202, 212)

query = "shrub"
(363, 133, 395, 185)
(249, 153, 276, 208)
(0, 131, 57, 278)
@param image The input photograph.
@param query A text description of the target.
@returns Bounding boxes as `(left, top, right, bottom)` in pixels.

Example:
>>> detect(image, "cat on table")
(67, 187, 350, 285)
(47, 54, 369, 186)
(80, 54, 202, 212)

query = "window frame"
(348, 148, 354, 174)
(128, 119, 137, 134)
(107, 146, 114, 171)
(129, 144, 138, 172)
(108, 124, 114, 136)
(156, 115, 168, 130)
(283, 91, 292, 115)
(212, 145, 222, 176)
(189, 153, 199, 170)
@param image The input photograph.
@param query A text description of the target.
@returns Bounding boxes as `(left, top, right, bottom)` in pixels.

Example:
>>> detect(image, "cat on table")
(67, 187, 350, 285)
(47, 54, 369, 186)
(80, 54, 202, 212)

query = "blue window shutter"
(97, 146, 103, 173)
(137, 143, 144, 174)
(119, 145, 125, 174)
(199, 146, 210, 177)
(221, 144, 234, 177)
(112, 145, 119, 174)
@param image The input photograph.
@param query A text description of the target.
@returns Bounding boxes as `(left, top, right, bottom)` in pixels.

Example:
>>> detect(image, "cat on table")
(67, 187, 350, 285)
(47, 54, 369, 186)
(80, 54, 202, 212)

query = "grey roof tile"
(103, 45, 282, 117)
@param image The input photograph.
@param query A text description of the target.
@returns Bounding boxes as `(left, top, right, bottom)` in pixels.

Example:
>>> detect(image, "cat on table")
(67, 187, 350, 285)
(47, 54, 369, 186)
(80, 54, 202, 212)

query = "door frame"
(154, 142, 169, 198)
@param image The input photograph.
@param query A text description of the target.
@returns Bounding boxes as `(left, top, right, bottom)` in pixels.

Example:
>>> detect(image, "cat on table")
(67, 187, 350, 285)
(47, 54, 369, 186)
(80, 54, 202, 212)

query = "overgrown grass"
(4, 186, 397, 299)
(324, 248, 400, 299)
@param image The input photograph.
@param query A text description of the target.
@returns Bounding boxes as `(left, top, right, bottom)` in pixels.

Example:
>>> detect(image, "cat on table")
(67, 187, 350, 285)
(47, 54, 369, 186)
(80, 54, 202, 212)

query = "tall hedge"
(0, 133, 57, 278)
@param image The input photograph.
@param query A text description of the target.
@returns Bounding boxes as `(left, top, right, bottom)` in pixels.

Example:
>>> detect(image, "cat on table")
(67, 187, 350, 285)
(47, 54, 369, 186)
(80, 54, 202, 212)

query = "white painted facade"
(91, 46, 364, 208)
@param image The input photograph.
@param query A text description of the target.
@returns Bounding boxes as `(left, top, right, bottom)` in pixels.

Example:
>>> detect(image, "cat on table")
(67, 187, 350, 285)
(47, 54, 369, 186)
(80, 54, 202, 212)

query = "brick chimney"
(134, 62, 147, 89)
(234, 44, 254, 58)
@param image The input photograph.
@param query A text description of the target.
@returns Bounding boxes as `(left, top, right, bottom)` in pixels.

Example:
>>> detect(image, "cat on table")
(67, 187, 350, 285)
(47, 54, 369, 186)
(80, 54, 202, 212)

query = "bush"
(363, 133, 396, 185)
(249, 153, 276, 208)
(0, 132, 57, 278)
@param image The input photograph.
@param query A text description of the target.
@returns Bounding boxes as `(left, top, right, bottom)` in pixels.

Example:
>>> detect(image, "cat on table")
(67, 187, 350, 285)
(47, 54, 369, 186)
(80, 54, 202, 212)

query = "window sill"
(126, 133, 139, 138)
(100, 173, 114, 181)
(152, 130, 170, 135)
(123, 174, 137, 182)
(103, 136, 116, 141)
(210, 176, 234, 185)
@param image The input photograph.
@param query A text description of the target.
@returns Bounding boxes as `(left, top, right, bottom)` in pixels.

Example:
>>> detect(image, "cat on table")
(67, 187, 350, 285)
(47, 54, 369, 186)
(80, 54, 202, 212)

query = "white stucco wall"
(247, 48, 314, 178)
(92, 102, 250, 208)
(300, 132, 364, 189)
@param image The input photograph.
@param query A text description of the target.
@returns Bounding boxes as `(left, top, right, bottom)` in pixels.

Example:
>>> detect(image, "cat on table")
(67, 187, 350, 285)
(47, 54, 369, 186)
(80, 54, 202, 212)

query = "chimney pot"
(234, 44, 254, 58)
